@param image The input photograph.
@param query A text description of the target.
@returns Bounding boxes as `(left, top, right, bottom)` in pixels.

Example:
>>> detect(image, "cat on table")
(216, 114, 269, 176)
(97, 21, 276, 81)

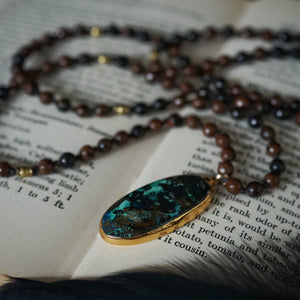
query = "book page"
(0, 0, 246, 278)
(73, 0, 300, 294)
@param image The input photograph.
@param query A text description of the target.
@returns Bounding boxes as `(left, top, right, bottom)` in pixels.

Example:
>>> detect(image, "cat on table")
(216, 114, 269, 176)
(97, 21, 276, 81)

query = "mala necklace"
(0, 24, 298, 245)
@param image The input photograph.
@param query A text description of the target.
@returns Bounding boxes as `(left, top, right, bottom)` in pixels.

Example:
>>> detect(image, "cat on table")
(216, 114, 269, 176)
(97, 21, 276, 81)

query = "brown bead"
(145, 71, 157, 83)
(148, 119, 163, 131)
(192, 97, 207, 109)
(240, 27, 255, 38)
(264, 173, 280, 188)
(130, 62, 143, 74)
(218, 161, 234, 176)
(39, 92, 53, 104)
(261, 126, 275, 141)
(38, 159, 54, 175)
(183, 65, 198, 77)
(56, 27, 72, 39)
(254, 47, 268, 59)
(161, 78, 174, 89)
(114, 131, 129, 145)
(229, 83, 243, 96)
(164, 67, 177, 79)
(269, 95, 282, 107)
(203, 26, 216, 39)
(168, 44, 180, 57)
(295, 112, 300, 125)
(95, 104, 109, 117)
(267, 142, 281, 157)
(202, 123, 217, 137)
(0, 162, 12, 177)
(172, 95, 186, 108)
(148, 61, 162, 73)
(185, 115, 201, 129)
(221, 147, 236, 161)
(201, 59, 215, 75)
(41, 33, 56, 45)
(247, 91, 262, 102)
(218, 55, 231, 67)
(226, 178, 242, 195)
(98, 138, 113, 152)
(216, 133, 231, 148)
(24, 82, 39, 95)
(211, 100, 226, 114)
(246, 181, 265, 197)
(59, 56, 74, 68)
(179, 82, 193, 94)
(41, 61, 56, 73)
(14, 72, 27, 85)
(74, 24, 89, 35)
(74, 105, 90, 117)
(234, 96, 249, 108)
(80, 145, 95, 161)
(261, 29, 274, 41)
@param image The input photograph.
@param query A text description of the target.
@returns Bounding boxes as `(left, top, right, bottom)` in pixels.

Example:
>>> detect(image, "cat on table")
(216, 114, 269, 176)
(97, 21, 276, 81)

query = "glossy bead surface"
(264, 173, 280, 188)
(38, 159, 54, 175)
(218, 161, 234, 176)
(216, 133, 231, 148)
(98, 138, 113, 152)
(80, 145, 95, 161)
(226, 178, 242, 195)
(246, 181, 264, 197)
(114, 131, 129, 145)
(202, 123, 217, 137)
(270, 158, 285, 174)
(59, 153, 76, 168)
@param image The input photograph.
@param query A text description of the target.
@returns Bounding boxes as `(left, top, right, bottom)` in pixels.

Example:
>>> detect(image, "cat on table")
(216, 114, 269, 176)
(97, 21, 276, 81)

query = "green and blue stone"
(100, 174, 211, 243)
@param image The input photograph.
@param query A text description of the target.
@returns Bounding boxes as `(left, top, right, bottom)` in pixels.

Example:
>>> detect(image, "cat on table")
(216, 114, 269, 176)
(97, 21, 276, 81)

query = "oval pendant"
(100, 174, 213, 245)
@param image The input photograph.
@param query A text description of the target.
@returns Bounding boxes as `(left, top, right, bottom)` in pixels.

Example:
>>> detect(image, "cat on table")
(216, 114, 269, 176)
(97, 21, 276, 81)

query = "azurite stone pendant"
(100, 174, 213, 245)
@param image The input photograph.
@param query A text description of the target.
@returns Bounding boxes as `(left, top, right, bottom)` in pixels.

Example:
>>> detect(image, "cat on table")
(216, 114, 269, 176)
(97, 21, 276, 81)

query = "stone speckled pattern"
(101, 175, 210, 239)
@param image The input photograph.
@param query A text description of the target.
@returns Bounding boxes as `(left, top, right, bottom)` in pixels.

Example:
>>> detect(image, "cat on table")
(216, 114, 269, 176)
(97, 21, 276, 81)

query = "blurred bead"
(80, 145, 95, 161)
(38, 159, 54, 175)
(74, 105, 90, 117)
(202, 123, 217, 137)
(133, 103, 149, 115)
(39, 92, 53, 104)
(246, 181, 264, 197)
(267, 142, 281, 157)
(211, 100, 226, 114)
(167, 114, 183, 127)
(226, 178, 242, 195)
(270, 159, 285, 174)
(59, 153, 76, 168)
(153, 98, 168, 110)
(95, 104, 110, 117)
(98, 138, 113, 152)
(185, 115, 201, 129)
(216, 133, 231, 148)
(192, 97, 206, 109)
(0, 162, 13, 177)
(261, 126, 275, 141)
(221, 147, 236, 161)
(131, 125, 146, 138)
(114, 131, 129, 145)
(56, 99, 71, 112)
(148, 119, 163, 131)
(264, 173, 280, 188)
(248, 114, 263, 128)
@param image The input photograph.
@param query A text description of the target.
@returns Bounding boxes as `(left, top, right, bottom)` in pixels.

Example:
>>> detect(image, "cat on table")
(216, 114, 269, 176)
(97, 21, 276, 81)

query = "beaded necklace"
(0, 24, 299, 245)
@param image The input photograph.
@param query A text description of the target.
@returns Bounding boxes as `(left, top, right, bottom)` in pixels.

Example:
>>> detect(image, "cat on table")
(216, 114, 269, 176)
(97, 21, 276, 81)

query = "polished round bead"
(192, 97, 207, 109)
(247, 91, 262, 102)
(130, 62, 143, 74)
(254, 47, 268, 59)
(202, 123, 217, 137)
(234, 96, 249, 108)
(168, 44, 180, 57)
(161, 78, 174, 89)
(269, 95, 282, 107)
(179, 82, 194, 94)
(230, 107, 245, 119)
(133, 103, 149, 115)
(59, 153, 76, 168)
(0, 162, 13, 177)
(211, 100, 226, 114)
(172, 95, 186, 108)
(274, 106, 291, 120)
(153, 98, 168, 110)
(221, 147, 236, 161)
(261, 126, 275, 141)
(216, 133, 231, 148)
(95, 104, 109, 117)
(56, 99, 71, 112)
(270, 158, 285, 174)
(164, 67, 177, 79)
(203, 26, 216, 39)
(131, 125, 146, 138)
(185, 116, 201, 129)
(183, 65, 198, 77)
(114, 131, 129, 145)
(148, 61, 162, 73)
(220, 25, 235, 37)
(248, 114, 263, 128)
(24, 82, 39, 95)
(197, 87, 210, 98)
(267, 142, 281, 157)
(264, 173, 280, 188)
(177, 56, 190, 69)
(229, 84, 243, 96)
(167, 114, 183, 127)
(80, 145, 95, 161)
(145, 71, 157, 83)
(246, 181, 264, 197)
(38, 159, 54, 175)
(58, 56, 74, 67)
(226, 178, 242, 195)
(77, 53, 94, 64)
(185, 30, 199, 41)
(148, 119, 163, 131)
(218, 161, 234, 176)
(201, 59, 215, 74)
(74, 105, 90, 117)
(39, 91, 53, 104)
(97, 138, 113, 152)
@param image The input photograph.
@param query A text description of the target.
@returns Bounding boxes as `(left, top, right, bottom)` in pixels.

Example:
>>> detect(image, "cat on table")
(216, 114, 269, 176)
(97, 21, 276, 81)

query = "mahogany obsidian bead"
(130, 62, 144, 74)
(153, 98, 168, 110)
(229, 84, 243, 96)
(172, 95, 186, 108)
(74, 105, 90, 117)
(201, 59, 215, 74)
(216, 133, 231, 148)
(211, 100, 226, 114)
(197, 87, 210, 98)
(41, 61, 56, 73)
(39, 91, 53, 104)
(58, 56, 74, 67)
(161, 78, 174, 89)
(80, 145, 95, 161)
(185, 115, 201, 129)
(230, 107, 245, 120)
(247, 91, 262, 102)
(270, 158, 285, 174)
(203, 26, 216, 39)
(226, 178, 242, 195)
(97, 138, 113, 152)
(261, 126, 275, 141)
(56, 99, 71, 112)
(192, 97, 206, 109)
(183, 65, 198, 77)
(112, 56, 129, 68)
(234, 96, 249, 108)
(148, 118, 163, 131)
(221, 147, 236, 161)
(164, 67, 177, 79)
(264, 173, 280, 188)
(218, 55, 231, 67)
(246, 181, 264, 197)
(133, 103, 149, 115)
(168, 44, 180, 57)
(167, 114, 183, 127)
(179, 82, 194, 94)
(177, 56, 190, 69)
(114, 131, 129, 145)
(218, 161, 234, 176)
(0, 86, 9, 100)
(24, 82, 39, 95)
(59, 152, 76, 168)
(254, 47, 268, 59)
(131, 125, 146, 138)
(248, 114, 263, 128)
(202, 123, 217, 137)
(274, 106, 291, 120)
(0, 162, 13, 177)
(148, 61, 162, 73)
(267, 142, 281, 157)
(38, 159, 54, 175)
(95, 104, 109, 117)
(269, 95, 282, 107)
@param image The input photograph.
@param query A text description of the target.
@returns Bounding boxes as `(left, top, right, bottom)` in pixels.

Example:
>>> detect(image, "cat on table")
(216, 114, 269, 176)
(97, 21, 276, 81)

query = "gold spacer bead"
(150, 51, 159, 61)
(98, 55, 110, 65)
(17, 167, 33, 178)
(90, 26, 102, 37)
(113, 105, 131, 115)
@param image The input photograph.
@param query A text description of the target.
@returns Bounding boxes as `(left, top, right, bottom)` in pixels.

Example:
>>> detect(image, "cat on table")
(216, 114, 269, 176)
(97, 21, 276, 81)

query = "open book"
(0, 0, 299, 293)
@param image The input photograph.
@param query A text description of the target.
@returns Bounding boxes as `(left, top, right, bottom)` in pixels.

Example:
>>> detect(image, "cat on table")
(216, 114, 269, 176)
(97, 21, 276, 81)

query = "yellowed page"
(73, 1, 300, 294)
(0, 0, 246, 278)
